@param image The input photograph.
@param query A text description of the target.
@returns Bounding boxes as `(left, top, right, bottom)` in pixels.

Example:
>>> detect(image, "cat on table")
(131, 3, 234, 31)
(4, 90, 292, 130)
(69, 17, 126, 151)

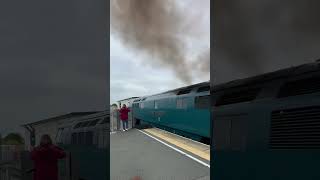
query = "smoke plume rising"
(111, 0, 209, 84)
(212, 0, 320, 84)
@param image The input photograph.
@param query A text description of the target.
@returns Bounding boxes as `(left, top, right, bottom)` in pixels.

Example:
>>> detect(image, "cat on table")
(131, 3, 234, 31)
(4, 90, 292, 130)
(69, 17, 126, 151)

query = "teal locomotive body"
(132, 82, 210, 143)
(211, 61, 320, 179)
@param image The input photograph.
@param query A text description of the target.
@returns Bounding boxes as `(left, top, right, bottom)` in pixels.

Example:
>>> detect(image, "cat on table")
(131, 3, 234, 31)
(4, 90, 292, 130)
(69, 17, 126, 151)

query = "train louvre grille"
(270, 106, 320, 149)
(278, 77, 320, 98)
(215, 88, 260, 106)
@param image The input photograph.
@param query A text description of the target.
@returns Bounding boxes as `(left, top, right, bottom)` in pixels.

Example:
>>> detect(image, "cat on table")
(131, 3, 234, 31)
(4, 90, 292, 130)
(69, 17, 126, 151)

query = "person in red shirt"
(31, 134, 66, 180)
(119, 104, 131, 131)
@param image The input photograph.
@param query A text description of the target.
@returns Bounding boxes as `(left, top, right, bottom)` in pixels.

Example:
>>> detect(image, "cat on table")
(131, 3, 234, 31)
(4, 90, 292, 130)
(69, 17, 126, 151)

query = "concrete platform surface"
(110, 129, 210, 180)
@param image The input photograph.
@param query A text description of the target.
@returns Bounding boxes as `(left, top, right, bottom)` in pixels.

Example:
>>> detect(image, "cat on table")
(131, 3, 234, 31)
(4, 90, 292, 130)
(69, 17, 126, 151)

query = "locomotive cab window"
(195, 95, 210, 109)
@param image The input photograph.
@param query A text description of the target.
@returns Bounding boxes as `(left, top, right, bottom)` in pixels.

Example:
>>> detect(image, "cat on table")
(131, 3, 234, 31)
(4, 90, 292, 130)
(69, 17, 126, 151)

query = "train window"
(85, 131, 93, 145)
(100, 117, 109, 124)
(177, 98, 188, 109)
(197, 86, 210, 92)
(140, 103, 144, 109)
(88, 119, 99, 127)
(195, 96, 210, 109)
(177, 89, 192, 95)
(154, 101, 158, 109)
(277, 77, 320, 98)
(74, 122, 83, 129)
(215, 88, 261, 106)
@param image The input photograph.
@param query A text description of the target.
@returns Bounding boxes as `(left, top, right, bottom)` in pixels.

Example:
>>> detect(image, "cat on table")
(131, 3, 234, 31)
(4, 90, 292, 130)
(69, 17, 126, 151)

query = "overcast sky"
(0, 0, 107, 136)
(110, 0, 210, 104)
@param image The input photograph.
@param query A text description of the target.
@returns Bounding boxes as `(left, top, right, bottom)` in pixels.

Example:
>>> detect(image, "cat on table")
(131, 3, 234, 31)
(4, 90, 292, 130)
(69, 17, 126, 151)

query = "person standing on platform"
(119, 104, 130, 131)
(31, 134, 66, 180)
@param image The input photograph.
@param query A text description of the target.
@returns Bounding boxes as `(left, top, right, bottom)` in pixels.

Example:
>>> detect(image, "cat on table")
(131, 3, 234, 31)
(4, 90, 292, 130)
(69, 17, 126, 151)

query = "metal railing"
(110, 109, 134, 132)
(0, 146, 32, 180)
(0, 162, 23, 180)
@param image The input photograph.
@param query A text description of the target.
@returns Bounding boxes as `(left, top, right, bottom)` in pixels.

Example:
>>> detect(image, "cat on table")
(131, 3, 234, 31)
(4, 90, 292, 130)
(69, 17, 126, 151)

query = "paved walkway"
(110, 128, 210, 180)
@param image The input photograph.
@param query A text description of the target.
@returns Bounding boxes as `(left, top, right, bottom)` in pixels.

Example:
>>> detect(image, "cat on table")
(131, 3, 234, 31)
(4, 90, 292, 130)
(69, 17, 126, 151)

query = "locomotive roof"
(213, 60, 320, 92)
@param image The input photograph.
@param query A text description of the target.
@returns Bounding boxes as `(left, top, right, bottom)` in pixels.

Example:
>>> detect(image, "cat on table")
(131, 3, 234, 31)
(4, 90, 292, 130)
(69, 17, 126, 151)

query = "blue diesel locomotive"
(211, 60, 320, 179)
(132, 81, 210, 144)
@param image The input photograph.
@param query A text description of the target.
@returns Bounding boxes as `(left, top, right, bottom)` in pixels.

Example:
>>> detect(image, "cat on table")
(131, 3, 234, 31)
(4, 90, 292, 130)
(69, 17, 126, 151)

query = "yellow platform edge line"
(143, 129, 210, 161)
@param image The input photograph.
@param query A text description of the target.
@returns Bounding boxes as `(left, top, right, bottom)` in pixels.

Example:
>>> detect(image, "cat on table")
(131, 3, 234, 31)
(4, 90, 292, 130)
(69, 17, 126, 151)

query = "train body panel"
(133, 82, 210, 142)
(212, 61, 320, 179)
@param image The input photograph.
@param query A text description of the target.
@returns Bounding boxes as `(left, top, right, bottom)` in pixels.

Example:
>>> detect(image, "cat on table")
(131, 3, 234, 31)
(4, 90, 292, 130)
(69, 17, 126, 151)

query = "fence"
(0, 145, 24, 162)
(110, 109, 134, 132)
(0, 145, 26, 180)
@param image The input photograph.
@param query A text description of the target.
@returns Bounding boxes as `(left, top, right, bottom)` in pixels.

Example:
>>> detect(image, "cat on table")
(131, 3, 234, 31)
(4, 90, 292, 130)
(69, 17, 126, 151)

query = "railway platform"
(110, 127, 210, 180)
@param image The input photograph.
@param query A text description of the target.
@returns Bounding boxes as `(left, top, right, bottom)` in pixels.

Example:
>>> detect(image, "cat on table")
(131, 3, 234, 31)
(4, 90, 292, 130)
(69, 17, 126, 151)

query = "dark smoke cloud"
(192, 48, 210, 77)
(212, 0, 320, 84)
(111, 0, 209, 84)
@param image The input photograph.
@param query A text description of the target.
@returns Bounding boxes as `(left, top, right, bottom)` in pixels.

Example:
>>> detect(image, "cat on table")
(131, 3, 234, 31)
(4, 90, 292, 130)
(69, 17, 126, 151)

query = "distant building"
(21, 112, 99, 150)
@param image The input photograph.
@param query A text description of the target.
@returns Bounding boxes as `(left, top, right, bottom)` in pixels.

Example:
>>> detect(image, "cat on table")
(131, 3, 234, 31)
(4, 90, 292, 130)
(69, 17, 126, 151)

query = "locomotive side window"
(177, 89, 192, 95)
(139, 102, 144, 109)
(177, 98, 188, 109)
(277, 76, 320, 98)
(215, 88, 261, 106)
(154, 101, 158, 109)
(195, 95, 210, 109)
(197, 86, 210, 92)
